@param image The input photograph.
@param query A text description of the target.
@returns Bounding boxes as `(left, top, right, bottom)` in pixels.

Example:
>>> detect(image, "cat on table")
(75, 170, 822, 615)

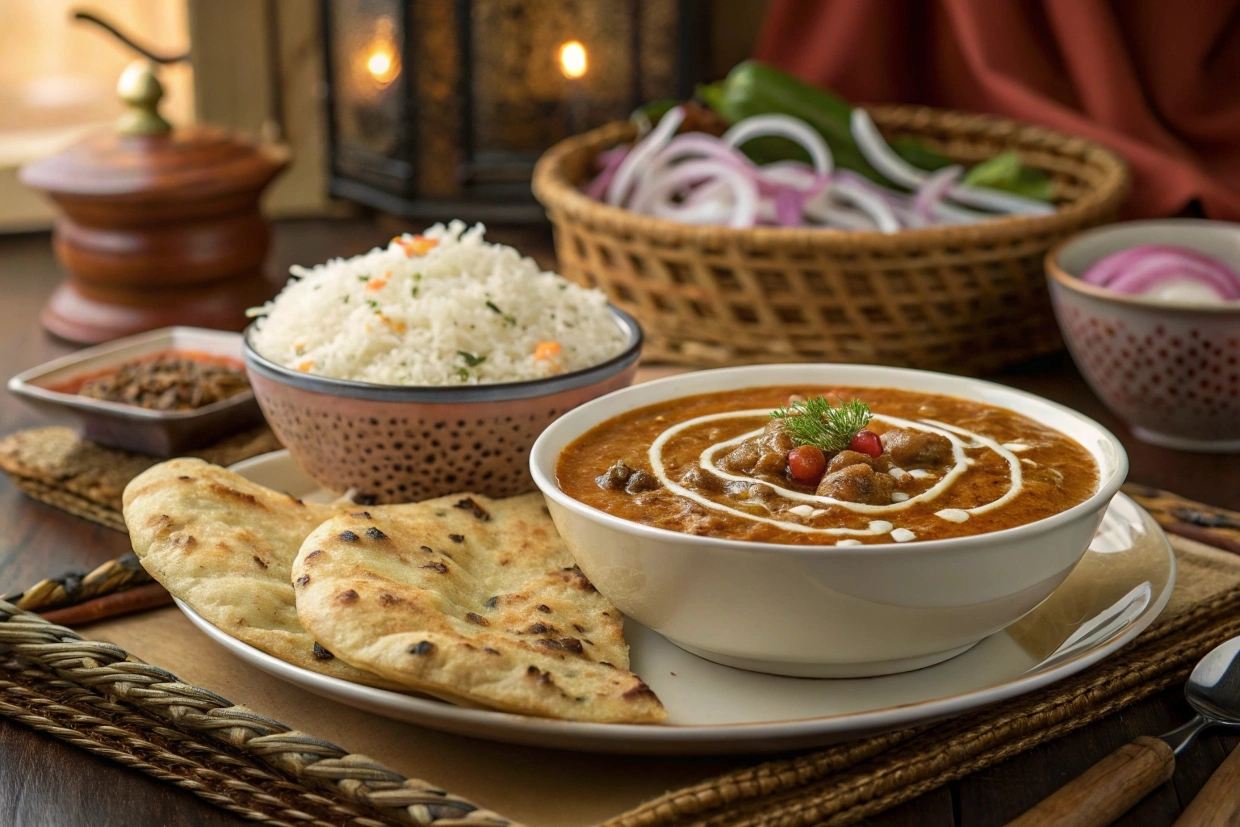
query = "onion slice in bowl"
(1081, 244, 1240, 301)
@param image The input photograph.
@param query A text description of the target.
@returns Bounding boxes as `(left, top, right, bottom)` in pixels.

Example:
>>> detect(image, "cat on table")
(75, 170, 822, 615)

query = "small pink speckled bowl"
(242, 308, 641, 502)
(1047, 219, 1240, 452)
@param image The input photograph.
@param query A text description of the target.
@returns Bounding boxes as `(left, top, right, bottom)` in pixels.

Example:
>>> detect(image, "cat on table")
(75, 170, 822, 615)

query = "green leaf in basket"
(964, 151, 1055, 202)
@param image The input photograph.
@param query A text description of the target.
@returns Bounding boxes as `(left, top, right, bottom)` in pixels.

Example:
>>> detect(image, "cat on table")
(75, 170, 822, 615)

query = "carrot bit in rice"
(393, 235, 438, 257)
(534, 341, 562, 360)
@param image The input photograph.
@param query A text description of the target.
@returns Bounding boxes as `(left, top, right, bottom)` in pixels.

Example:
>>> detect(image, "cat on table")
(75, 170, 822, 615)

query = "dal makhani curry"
(557, 387, 1098, 545)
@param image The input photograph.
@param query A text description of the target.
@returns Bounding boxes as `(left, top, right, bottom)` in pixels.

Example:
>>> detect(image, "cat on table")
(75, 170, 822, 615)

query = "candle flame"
(559, 41, 587, 79)
(363, 17, 400, 86)
(367, 48, 398, 84)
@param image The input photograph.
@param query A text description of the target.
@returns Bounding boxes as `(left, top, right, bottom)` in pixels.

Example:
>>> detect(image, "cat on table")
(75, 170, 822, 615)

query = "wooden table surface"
(1, 219, 1237, 827)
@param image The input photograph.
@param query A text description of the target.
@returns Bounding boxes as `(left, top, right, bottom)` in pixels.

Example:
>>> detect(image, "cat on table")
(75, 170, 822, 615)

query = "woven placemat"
(0, 425, 282, 531)
(0, 601, 514, 827)
(1, 533, 1236, 826)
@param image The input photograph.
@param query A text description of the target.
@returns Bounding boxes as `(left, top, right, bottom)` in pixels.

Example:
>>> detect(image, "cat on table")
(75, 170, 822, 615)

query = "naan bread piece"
(123, 457, 396, 688)
(292, 493, 666, 723)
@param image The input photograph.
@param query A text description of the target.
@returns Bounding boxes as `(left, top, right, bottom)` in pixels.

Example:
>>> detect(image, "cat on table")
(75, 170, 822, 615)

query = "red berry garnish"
(849, 429, 882, 458)
(787, 445, 827, 484)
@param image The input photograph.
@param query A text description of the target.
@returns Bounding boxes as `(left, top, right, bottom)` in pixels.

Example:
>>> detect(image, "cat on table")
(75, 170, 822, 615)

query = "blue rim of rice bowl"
(242, 305, 642, 402)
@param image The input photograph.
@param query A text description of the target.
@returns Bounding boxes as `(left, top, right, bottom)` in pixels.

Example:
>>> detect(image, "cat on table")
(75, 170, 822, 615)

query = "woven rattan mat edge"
(0, 601, 518, 827)
(601, 550, 1240, 827)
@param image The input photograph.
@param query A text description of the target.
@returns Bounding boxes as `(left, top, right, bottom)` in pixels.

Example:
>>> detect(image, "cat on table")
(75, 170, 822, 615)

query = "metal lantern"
(321, 0, 709, 222)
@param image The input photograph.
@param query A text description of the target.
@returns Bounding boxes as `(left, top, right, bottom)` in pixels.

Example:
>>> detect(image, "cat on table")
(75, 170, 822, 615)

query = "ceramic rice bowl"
(243, 308, 641, 502)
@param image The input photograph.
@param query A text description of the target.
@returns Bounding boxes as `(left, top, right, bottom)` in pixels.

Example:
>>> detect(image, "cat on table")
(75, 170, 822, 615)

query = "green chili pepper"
(697, 60, 893, 180)
(697, 61, 1050, 200)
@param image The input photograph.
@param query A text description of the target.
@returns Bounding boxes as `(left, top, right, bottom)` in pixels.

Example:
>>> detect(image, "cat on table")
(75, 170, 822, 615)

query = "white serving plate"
(174, 450, 1174, 756)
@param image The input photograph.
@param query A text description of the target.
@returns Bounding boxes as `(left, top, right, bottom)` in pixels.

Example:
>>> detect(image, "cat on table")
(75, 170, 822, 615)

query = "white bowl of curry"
(530, 365, 1128, 678)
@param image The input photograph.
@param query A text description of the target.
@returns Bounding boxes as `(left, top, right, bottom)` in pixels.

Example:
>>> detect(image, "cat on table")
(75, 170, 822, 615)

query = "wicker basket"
(532, 106, 1129, 373)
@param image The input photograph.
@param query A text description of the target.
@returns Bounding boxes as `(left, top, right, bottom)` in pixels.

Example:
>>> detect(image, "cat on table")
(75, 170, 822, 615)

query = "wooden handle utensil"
(1173, 743, 1240, 826)
(1006, 736, 1175, 827)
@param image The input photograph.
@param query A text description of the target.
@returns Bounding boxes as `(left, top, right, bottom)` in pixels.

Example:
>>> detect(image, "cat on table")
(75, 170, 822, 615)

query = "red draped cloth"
(755, 0, 1240, 219)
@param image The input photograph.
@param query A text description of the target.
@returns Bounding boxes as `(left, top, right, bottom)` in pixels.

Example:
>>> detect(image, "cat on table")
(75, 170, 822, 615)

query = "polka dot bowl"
(1047, 219, 1240, 452)
(242, 308, 642, 502)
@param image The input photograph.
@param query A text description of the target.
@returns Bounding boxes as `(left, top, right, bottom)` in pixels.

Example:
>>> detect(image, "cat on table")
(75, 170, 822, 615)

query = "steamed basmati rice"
(249, 222, 628, 385)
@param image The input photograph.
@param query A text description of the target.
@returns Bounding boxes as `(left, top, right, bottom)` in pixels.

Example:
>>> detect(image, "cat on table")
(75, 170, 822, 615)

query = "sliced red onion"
(914, 165, 963, 219)
(757, 161, 830, 198)
(605, 105, 686, 207)
(770, 188, 805, 225)
(584, 146, 629, 201)
(1082, 245, 1240, 300)
(723, 114, 834, 176)
(1080, 246, 1156, 286)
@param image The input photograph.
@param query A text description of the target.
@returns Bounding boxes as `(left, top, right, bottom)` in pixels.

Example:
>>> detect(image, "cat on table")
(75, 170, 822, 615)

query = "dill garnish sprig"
(771, 396, 873, 453)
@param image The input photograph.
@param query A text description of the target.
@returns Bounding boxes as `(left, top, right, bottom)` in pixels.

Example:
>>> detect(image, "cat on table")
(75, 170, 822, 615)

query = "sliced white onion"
(723, 114, 834, 176)
(831, 179, 901, 233)
(914, 165, 963, 217)
(656, 179, 736, 224)
(930, 201, 992, 225)
(850, 108, 925, 189)
(947, 183, 1055, 216)
(803, 195, 882, 231)
(644, 133, 752, 181)
(606, 105, 686, 207)
(630, 159, 758, 228)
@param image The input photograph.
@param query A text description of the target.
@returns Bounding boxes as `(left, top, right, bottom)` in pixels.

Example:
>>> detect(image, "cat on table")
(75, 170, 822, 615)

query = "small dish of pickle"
(8, 327, 264, 456)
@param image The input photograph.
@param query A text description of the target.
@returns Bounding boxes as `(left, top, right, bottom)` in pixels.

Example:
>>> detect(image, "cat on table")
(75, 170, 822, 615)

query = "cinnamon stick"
(40, 582, 172, 626)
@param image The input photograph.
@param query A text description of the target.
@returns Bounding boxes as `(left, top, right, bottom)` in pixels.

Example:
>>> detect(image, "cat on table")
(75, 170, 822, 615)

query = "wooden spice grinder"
(20, 60, 288, 344)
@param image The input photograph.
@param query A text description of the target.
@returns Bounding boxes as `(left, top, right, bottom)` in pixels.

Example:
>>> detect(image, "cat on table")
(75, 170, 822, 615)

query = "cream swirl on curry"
(556, 386, 1099, 545)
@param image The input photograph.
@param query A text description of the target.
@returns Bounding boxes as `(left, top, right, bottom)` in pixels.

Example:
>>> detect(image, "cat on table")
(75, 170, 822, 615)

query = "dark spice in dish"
(55, 350, 248, 411)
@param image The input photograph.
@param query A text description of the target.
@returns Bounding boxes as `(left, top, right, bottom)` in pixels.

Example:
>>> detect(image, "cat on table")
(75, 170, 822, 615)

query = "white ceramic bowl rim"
(1048, 218, 1240, 313)
(242, 305, 643, 402)
(530, 364, 1129, 557)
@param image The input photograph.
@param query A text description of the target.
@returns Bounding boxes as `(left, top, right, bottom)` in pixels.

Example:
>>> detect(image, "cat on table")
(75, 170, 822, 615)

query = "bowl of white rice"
(243, 221, 641, 502)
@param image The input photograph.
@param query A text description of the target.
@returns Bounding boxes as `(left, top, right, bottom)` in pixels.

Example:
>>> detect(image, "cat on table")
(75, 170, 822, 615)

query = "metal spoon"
(1008, 635, 1240, 827)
